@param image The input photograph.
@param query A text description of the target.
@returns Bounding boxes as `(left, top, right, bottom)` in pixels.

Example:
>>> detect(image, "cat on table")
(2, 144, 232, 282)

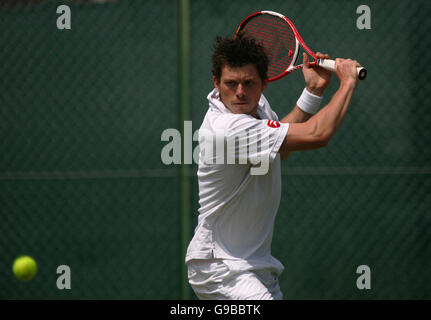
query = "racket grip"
(317, 59, 367, 80)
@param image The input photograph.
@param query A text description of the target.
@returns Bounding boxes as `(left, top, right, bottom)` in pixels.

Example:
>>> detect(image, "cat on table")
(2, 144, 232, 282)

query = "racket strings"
(242, 15, 296, 79)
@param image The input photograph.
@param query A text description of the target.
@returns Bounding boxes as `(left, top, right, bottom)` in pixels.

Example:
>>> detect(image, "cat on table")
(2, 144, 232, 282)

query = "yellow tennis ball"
(12, 255, 37, 281)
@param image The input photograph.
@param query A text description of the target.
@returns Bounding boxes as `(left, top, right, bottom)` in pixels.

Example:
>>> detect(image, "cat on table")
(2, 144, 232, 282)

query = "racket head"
(236, 11, 317, 82)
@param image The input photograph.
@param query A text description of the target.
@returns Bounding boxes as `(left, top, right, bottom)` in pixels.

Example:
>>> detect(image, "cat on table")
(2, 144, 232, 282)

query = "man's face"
(213, 63, 268, 118)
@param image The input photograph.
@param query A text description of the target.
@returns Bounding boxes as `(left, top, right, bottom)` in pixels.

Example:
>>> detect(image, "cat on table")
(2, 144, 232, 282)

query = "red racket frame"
(235, 11, 321, 82)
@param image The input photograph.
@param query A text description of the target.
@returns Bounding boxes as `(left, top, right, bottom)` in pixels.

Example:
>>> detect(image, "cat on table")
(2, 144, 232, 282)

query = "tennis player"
(185, 36, 360, 300)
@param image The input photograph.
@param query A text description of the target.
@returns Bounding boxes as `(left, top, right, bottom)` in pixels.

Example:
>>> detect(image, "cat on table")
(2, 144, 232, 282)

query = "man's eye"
(225, 81, 236, 87)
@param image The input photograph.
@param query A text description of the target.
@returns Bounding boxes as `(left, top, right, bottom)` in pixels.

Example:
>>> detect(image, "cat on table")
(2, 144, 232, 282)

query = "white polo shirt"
(186, 88, 289, 275)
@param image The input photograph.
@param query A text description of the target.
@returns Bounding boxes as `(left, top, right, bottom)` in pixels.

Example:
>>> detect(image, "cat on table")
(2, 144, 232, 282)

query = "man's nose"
(236, 84, 245, 97)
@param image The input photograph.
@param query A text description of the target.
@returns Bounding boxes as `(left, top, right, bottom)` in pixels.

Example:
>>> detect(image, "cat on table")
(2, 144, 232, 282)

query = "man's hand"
(302, 52, 332, 96)
(334, 58, 360, 87)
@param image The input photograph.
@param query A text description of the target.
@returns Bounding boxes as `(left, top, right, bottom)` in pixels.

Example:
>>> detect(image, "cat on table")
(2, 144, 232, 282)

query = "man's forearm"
(279, 94, 321, 160)
(312, 80, 356, 140)
(281, 105, 313, 124)
(281, 85, 327, 124)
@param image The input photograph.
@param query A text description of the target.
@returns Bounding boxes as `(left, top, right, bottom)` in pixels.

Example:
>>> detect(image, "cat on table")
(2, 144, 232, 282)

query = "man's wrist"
(297, 87, 323, 115)
(305, 86, 325, 96)
(339, 78, 357, 90)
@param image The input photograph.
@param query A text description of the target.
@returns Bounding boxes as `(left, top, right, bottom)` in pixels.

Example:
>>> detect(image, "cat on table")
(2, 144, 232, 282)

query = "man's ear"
(262, 78, 269, 92)
(213, 76, 220, 91)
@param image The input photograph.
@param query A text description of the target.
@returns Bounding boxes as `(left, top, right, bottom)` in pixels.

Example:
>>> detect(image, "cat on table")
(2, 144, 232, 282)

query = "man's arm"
(281, 52, 332, 124)
(281, 105, 313, 124)
(279, 52, 332, 160)
(279, 58, 360, 154)
(279, 107, 312, 160)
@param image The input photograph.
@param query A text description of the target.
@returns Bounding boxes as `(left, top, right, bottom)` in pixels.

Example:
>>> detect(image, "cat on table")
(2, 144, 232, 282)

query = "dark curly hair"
(211, 36, 269, 82)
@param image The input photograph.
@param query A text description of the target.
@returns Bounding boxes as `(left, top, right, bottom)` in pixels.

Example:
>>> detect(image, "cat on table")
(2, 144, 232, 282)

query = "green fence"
(1, 0, 430, 299)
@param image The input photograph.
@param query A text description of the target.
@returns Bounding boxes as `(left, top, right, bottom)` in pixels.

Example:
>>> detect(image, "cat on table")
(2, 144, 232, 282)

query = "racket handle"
(317, 59, 367, 80)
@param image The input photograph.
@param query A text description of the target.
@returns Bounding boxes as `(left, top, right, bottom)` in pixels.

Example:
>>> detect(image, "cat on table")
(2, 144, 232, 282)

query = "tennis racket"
(235, 10, 367, 81)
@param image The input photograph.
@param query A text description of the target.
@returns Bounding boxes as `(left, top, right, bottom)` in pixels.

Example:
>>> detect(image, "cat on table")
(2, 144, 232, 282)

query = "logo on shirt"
(267, 120, 280, 128)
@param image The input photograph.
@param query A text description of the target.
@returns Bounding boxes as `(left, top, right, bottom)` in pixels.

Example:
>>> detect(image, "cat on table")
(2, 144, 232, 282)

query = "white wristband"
(296, 88, 323, 115)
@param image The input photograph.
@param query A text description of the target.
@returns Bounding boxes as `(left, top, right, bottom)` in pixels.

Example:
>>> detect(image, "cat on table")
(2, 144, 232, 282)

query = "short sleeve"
(222, 114, 289, 165)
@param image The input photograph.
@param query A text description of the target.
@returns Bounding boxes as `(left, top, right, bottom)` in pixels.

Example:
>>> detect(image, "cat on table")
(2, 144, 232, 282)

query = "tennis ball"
(12, 255, 37, 281)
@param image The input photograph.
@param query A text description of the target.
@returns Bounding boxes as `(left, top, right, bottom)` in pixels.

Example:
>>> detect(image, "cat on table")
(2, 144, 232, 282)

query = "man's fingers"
(315, 52, 330, 59)
(337, 58, 361, 68)
(302, 52, 309, 68)
(334, 58, 362, 81)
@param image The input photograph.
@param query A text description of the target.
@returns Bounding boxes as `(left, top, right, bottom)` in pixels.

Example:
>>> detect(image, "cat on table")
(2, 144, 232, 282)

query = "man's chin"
(233, 104, 251, 112)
